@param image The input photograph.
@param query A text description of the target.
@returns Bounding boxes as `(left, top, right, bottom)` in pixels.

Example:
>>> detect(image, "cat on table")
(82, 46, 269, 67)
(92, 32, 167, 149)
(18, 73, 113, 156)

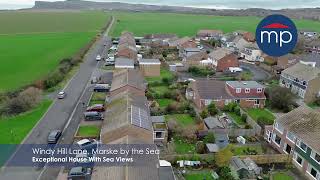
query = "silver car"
(57, 91, 66, 99)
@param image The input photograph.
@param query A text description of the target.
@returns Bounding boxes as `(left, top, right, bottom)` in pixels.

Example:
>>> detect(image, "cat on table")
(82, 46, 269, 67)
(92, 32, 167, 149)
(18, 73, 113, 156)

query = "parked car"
(84, 111, 104, 121)
(93, 84, 110, 92)
(96, 55, 102, 61)
(105, 56, 115, 66)
(57, 91, 66, 99)
(47, 130, 62, 144)
(77, 139, 99, 151)
(67, 167, 91, 180)
(86, 104, 105, 112)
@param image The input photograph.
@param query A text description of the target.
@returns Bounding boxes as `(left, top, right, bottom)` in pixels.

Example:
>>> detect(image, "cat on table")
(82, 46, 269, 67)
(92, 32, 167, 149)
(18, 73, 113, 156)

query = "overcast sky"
(1, 0, 320, 9)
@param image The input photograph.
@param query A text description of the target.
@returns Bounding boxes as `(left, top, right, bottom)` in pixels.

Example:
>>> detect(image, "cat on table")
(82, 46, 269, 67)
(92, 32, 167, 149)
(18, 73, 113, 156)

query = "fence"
(237, 154, 292, 164)
(240, 108, 262, 136)
(210, 128, 257, 137)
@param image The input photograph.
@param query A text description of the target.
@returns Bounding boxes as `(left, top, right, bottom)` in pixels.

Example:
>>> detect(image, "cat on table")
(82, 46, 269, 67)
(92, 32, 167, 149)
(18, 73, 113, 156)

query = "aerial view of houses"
(1, 1, 320, 180)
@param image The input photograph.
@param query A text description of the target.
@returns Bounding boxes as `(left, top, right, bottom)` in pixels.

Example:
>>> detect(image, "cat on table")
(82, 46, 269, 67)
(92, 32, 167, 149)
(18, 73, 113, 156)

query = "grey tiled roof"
(110, 69, 146, 92)
(193, 79, 233, 100)
(282, 62, 320, 81)
(277, 106, 320, 153)
(115, 58, 134, 67)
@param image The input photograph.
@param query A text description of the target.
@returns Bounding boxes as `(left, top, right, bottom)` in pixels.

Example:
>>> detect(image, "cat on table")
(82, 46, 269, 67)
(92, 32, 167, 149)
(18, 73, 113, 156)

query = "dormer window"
(257, 88, 263, 93)
(245, 88, 250, 93)
(236, 88, 241, 93)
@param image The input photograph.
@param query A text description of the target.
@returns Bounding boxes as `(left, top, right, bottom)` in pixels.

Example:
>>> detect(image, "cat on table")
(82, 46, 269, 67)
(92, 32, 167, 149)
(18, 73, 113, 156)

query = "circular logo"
(256, 14, 297, 57)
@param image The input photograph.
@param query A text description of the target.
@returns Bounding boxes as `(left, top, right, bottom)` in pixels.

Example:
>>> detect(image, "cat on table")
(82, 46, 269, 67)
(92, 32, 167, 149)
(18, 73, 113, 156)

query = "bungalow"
(143, 33, 178, 47)
(264, 106, 320, 180)
(197, 29, 223, 40)
(138, 58, 161, 77)
(186, 79, 266, 109)
(208, 48, 239, 72)
(182, 49, 209, 66)
(240, 46, 263, 62)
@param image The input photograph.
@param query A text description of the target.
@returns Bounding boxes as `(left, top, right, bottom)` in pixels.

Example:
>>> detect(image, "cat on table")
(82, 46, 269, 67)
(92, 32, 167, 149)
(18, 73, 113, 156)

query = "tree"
(208, 102, 218, 116)
(215, 147, 233, 167)
(200, 109, 209, 119)
(217, 166, 235, 180)
(196, 141, 206, 154)
(268, 86, 295, 112)
(203, 132, 215, 143)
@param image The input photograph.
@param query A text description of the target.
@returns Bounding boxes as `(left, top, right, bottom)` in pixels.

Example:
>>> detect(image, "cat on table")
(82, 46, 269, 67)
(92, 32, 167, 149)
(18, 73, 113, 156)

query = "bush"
(257, 116, 274, 127)
(189, 108, 196, 117)
(200, 109, 209, 119)
(44, 70, 64, 89)
(268, 85, 295, 112)
(234, 106, 241, 116)
(203, 132, 215, 143)
(188, 66, 215, 77)
(241, 114, 247, 122)
(5, 87, 42, 115)
(223, 102, 237, 112)
(196, 141, 206, 154)
(165, 103, 179, 114)
(208, 102, 218, 116)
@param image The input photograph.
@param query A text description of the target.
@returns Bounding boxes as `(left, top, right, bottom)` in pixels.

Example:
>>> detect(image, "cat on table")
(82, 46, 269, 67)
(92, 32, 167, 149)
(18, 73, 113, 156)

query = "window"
(274, 122, 284, 134)
(297, 140, 308, 152)
(273, 133, 281, 146)
(311, 150, 320, 164)
(204, 99, 212, 106)
(236, 88, 241, 93)
(155, 132, 164, 139)
(245, 88, 250, 93)
(284, 143, 292, 154)
(257, 88, 263, 93)
(293, 152, 304, 166)
(286, 131, 296, 142)
(308, 165, 320, 180)
(254, 99, 260, 105)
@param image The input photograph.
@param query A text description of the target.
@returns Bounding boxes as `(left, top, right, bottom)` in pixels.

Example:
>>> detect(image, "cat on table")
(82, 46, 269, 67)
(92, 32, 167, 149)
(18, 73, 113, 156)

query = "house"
(115, 57, 134, 69)
(226, 81, 266, 108)
(305, 39, 320, 54)
(186, 79, 266, 109)
(204, 116, 224, 129)
(169, 62, 185, 72)
(240, 46, 263, 62)
(299, 53, 320, 68)
(110, 69, 146, 96)
(280, 62, 320, 103)
(264, 106, 320, 180)
(243, 32, 255, 42)
(208, 48, 239, 72)
(138, 58, 161, 77)
(151, 116, 168, 145)
(168, 37, 196, 48)
(117, 32, 138, 61)
(262, 55, 289, 74)
(143, 33, 178, 47)
(197, 29, 223, 40)
(182, 50, 209, 66)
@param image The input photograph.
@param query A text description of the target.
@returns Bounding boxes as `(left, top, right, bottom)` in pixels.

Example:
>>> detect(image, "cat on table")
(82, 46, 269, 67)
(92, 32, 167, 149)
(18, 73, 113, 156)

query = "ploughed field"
(0, 11, 109, 91)
(109, 11, 320, 37)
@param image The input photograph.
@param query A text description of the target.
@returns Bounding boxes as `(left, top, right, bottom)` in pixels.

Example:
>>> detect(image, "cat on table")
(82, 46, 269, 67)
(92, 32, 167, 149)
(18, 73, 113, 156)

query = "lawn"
(227, 112, 246, 125)
(165, 114, 195, 127)
(246, 108, 275, 125)
(150, 85, 169, 95)
(89, 92, 106, 105)
(0, 99, 52, 144)
(110, 11, 320, 37)
(173, 136, 196, 154)
(77, 125, 100, 137)
(156, 98, 175, 108)
(0, 11, 109, 92)
(229, 144, 263, 155)
(185, 171, 214, 180)
(272, 172, 294, 180)
(146, 68, 174, 83)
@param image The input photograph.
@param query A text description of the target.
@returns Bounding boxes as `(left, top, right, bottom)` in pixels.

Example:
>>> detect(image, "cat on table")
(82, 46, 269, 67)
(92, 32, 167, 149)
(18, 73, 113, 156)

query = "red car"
(86, 104, 105, 112)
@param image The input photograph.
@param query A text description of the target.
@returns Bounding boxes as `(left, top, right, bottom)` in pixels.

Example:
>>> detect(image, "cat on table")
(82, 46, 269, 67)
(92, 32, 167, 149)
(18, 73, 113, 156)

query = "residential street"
(240, 61, 272, 81)
(0, 17, 114, 180)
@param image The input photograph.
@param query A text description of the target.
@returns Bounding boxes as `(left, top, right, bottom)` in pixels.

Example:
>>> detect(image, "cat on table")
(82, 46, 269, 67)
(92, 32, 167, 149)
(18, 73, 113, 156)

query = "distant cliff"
(33, 0, 320, 21)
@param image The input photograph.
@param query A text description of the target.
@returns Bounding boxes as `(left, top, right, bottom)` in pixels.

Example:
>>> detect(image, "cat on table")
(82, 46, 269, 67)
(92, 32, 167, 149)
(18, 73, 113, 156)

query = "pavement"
(0, 16, 114, 180)
(240, 61, 272, 81)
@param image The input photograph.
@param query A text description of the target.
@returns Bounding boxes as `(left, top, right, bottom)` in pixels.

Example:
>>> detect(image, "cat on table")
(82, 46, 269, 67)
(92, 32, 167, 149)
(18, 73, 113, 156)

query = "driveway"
(0, 17, 114, 180)
(240, 61, 272, 81)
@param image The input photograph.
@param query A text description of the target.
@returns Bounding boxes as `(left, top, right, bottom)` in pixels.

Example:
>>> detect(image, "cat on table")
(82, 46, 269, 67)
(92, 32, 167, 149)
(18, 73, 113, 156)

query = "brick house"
(186, 79, 266, 109)
(280, 62, 320, 103)
(264, 106, 320, 180)
(208, 48, 239, 72)
(117, 32, 138, 61)
(243, 32, 255, 42)
(138, 58, 161, 77)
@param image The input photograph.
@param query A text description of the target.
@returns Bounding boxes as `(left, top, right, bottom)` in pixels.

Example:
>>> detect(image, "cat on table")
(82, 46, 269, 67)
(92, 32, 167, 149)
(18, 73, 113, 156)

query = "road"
(239, 61, 272, 81)
(0, 16, 114, 180)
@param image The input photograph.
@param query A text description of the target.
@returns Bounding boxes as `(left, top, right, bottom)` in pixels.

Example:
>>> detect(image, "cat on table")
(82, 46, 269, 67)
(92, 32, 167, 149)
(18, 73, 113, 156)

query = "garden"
(246, 108, 275, 127)
(76, 125, 100, 137)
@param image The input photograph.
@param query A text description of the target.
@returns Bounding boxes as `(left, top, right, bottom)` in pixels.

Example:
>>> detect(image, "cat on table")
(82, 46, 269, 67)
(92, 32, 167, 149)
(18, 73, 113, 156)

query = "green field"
(0, 11, 109, 91)
(110, 11, 320, 37)
(0, 99, 52, 144)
